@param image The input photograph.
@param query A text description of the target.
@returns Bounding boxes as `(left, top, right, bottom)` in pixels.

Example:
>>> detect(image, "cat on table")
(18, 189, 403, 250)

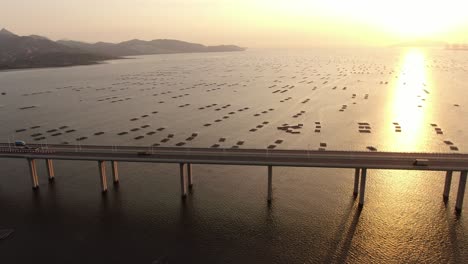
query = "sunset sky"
(2, 0, 468, 47)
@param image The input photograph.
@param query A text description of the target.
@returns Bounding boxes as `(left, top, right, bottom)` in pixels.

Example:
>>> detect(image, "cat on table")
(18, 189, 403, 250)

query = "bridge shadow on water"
(98, 183, 125, 219)
(30, 180, 60, 212)
(323, 195, 363, 263)
(443, 202, 464, 263)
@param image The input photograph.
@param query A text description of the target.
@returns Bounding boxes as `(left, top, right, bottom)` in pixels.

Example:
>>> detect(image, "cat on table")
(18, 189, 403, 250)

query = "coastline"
(0, 49, 246, 72)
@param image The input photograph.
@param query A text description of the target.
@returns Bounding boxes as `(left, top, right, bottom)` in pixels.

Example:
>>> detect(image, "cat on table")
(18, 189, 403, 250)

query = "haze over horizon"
(2, 0, 468, 48)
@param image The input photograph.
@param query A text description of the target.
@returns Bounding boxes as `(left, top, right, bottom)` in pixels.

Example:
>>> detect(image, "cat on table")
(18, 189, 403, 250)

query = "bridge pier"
(98, 161, 108, 193)
(111, 161, 119, 184)
(46, 159, 55, 181)
(353, 168, 360, 196)
(359, 168, 367, 207)
(179, 163, 187, 198)
(267, 165, 273, 202)
(27, 158, 39, 189)
(443, 171, 453, 201)
(187, 163, 193, 188)
(455, 171, 467, 213)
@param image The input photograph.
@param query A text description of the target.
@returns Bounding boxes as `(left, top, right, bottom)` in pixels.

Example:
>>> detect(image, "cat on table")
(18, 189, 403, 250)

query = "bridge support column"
(267, 165, 273, 202)
(46, 159, 55, 181)
(179, 163, 187, 198)
(111, 161, 119, 184)
(98, 161, 108, 193)
(443, 171, 453, 200)
(353, 168, 360, 196)
(187, 163, 193, 188)
(359, 168, 367, 207)
(27, 158, 39, 189)
(455, 171, 467, 213)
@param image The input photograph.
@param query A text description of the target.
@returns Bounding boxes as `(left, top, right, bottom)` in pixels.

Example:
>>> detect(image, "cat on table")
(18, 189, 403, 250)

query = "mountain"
(391, 40, 447, 48)
(0, 28, 17, 37)
(0, 28, 246, 70)
(445, 43, 468, 51)
(0, 28, 114, 70)
(58, 38, 246, 57)
(56, 40, 141, 56)
(28, 35, 50, 41)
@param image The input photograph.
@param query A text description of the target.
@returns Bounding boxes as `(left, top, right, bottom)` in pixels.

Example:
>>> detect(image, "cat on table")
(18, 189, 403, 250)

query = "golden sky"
(2, 0, 468, 47)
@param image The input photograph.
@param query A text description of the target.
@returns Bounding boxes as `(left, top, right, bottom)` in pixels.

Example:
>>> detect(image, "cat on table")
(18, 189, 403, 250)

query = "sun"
(375, 1, 459, 38)
(247, 0, 468, 45)
(300, 0, 467, 39)
(356, 0, 468, 39)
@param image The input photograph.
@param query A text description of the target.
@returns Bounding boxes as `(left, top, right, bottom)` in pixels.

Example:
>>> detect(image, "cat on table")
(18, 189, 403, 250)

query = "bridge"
(0, 143, 467, 213)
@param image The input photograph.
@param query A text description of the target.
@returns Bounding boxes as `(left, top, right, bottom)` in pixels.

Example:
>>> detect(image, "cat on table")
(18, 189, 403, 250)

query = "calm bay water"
(0, 48, 467, 263)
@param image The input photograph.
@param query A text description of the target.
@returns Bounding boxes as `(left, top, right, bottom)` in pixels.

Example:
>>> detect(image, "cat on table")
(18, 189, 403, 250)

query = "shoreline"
(0, 49, 246, 72)
(0, 58, 126, 72)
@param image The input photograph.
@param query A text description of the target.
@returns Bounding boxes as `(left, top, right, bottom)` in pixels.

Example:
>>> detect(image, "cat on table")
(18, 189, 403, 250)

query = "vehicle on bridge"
(413, 158, 429, 166)
(14, 140, 26, 147)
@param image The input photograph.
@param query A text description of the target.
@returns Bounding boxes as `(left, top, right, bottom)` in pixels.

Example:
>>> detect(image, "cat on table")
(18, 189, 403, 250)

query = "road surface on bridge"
(0, 143, 467, 171)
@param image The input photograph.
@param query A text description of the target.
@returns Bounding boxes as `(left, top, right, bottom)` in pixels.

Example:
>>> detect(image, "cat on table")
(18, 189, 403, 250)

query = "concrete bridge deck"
(0, 143, 466, 213)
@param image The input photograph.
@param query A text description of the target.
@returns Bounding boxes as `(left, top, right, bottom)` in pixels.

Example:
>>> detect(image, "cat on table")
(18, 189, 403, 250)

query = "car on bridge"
(413, 159, 429, 166)
(14, 140, 26, 147)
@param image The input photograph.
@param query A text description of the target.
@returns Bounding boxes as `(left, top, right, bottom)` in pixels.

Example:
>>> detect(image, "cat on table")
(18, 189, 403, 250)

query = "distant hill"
(28, 35, 51, 41)
(0, 28, 246, 70)
(55, 40, 139, 57)
(0, 28, 114, 70)
(445, 43, 468, 51)
(0, 28, 17, 38)
(391, 40, 447, 48)
(57, 38, 246, 57)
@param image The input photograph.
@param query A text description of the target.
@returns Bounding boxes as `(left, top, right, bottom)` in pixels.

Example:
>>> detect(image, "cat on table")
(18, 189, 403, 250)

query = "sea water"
(0, 48, 466, 263)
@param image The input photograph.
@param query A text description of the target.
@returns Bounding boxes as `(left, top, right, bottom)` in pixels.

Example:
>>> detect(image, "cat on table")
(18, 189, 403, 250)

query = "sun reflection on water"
(365, 51, 437, 251)
(385, 49, 432, 152)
